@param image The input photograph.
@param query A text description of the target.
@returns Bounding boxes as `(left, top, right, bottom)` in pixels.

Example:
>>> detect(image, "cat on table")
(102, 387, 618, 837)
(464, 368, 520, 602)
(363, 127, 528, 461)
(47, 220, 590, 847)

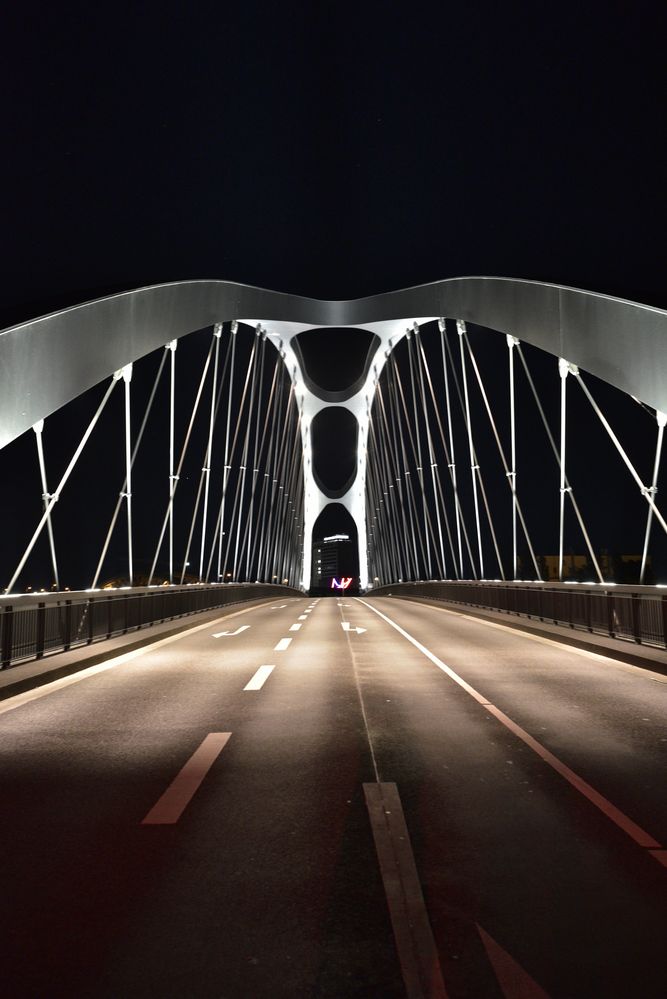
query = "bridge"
(1, 278, 666, 997)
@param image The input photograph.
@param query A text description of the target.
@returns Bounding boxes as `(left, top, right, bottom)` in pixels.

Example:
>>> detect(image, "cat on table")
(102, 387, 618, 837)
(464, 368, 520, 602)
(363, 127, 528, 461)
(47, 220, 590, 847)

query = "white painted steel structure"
(3, 276, 667, 593)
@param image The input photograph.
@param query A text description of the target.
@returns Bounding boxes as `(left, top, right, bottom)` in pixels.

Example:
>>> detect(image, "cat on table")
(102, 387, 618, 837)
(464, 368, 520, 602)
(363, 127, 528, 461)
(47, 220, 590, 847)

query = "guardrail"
(369, 581, 667, 650)
(0, 583, 300, 669)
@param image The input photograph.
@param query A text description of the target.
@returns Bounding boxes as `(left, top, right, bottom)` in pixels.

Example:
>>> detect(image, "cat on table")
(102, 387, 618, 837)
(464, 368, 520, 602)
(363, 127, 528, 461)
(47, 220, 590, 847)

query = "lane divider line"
(298, 615, 307, 620)
(141, 732, 231, 825)
(364, 782, 448, 999)
(244, 665, 275, 691)
(289, 623, 302, 632)
(274, 638, 292, 651)
(0, 600, 270, 718)
(359, 599, 664, 861)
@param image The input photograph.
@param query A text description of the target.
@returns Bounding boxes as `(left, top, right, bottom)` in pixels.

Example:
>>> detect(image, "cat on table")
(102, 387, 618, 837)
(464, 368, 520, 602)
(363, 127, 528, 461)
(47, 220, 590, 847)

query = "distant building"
(312, 534, 355, 589)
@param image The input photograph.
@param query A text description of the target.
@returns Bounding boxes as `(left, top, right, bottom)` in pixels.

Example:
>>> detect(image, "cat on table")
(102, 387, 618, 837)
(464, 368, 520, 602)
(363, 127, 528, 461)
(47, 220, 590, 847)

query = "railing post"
(63, 599, 72, 651)
(661, 595, 667, 650)
(107, 595, 113, 639)
(1, 605, 13, 668)
(585, 589, 593, 633)
(631, 593, 642, 644)
(87, 597, 95, 644)
(36, 602, 46, 659)
(606, 590, 616, 638)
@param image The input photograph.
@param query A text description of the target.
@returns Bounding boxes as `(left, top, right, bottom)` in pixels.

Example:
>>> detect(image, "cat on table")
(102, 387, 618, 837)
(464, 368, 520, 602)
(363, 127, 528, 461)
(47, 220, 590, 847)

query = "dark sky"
(2, 2, 666, 588)
(2, 2, 666, 324)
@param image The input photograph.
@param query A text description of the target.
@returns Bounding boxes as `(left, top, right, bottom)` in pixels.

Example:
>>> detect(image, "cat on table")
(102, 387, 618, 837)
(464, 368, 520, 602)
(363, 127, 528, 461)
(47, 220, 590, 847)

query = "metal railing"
(370, 581, 667, 650)
(0, 582, 300, 670)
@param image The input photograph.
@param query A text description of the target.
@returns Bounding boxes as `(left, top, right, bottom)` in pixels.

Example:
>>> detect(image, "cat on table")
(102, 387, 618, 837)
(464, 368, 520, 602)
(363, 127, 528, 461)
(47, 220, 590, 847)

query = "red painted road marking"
(484, 703, 659, 848)
(359, 599, 664, 862)
(477, 925, 550, 999)
(364, 782, 448, 999)
(142, 733, 231, 825)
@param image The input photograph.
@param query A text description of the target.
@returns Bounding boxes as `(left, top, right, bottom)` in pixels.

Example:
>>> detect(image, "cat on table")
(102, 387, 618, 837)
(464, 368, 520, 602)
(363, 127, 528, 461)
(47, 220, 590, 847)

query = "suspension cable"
(91, 348, 168, 589)
(558, 359, 570, 581)
(121, 364, 134, 586)
(420, 326, 476, 578)
(516, 346, 603, 583)
(389, 342, 439, 578)
(464, 332, 541, 580)
(376, 376, 417, 579)
(455, 321, 485, 576)
(243, 332, 268, 579)
(413, 326, 450, 579)
(7, 376, 118, 595)
(198, 323, 224, 580)
(640, 410, 666, 583)
(574, 369, 667, 539)
(32, 420, 60, 590)
(243, 349, 282, 579)
(507, 335, 519, 578)
(439, 319, 466, 576)
(220, 336, 261, 580)
(179, 326, 228, 585)
(406, 328, 433, 576)
(167, 339, 177, 584)
(215, 321, 238, 580)
(254, 364, 286, 582)
(148, 335, 215, 586)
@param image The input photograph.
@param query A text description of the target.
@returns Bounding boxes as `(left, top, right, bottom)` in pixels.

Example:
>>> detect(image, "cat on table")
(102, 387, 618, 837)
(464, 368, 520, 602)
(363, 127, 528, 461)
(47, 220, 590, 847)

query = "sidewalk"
(0, 599, 272, 701)
(393, 594, 667, 677)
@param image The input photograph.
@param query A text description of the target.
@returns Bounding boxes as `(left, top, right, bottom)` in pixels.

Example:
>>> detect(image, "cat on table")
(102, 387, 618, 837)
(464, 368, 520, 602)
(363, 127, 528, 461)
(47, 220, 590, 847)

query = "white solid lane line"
(289, 623, 302, 632)
(274, 638, 292, 651)
(359, 598, 665, 861)
(244, 665, 275, 691)
(142, 733, 231, 825)
(212, 625, 250, 638)
(424, 599, 667, 683)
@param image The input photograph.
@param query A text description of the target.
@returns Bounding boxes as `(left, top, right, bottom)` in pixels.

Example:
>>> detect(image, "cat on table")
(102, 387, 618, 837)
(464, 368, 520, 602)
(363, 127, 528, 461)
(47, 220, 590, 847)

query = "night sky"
(2, 3, 666, 588)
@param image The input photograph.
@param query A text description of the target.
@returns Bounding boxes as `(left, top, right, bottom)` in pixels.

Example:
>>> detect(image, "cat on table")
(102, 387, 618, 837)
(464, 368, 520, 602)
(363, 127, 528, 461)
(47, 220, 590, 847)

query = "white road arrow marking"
(212, 625, 250, 638)
(341, 622, 367, 635)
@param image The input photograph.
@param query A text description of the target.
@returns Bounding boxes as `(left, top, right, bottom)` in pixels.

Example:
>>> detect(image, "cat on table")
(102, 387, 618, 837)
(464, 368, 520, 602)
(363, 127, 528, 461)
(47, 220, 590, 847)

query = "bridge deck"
(1, 596, 665, 997)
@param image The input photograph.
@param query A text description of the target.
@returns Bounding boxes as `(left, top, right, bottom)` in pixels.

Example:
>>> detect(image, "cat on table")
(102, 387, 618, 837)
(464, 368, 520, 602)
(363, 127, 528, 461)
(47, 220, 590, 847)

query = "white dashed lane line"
(274, 638, 292, 651)
(289, 623, 302, 632)
(244, 665, 275, 691)
(141, 733, 232, 825)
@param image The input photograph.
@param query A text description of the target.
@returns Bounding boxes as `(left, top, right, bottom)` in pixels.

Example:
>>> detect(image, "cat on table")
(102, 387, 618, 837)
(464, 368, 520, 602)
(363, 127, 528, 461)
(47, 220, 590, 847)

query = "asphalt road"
(1, 595, 665, 998)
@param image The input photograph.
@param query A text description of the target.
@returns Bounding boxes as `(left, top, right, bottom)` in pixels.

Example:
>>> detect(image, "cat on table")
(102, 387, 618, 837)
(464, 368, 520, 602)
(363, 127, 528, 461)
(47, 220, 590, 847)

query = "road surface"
(1, 595, 665, 998)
